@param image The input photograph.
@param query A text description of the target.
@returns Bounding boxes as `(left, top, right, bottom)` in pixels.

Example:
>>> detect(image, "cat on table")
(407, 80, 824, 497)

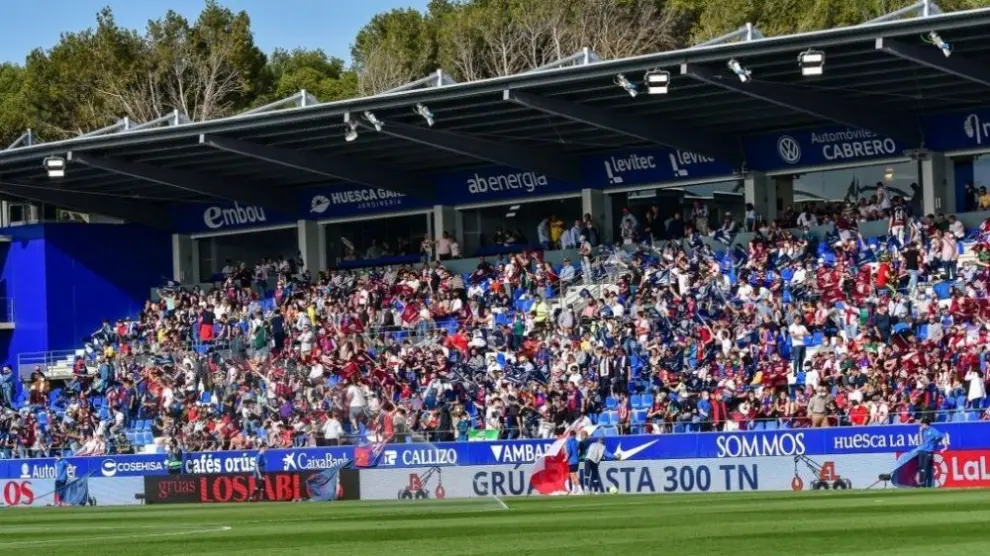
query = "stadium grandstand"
(2, 0, 990, 460)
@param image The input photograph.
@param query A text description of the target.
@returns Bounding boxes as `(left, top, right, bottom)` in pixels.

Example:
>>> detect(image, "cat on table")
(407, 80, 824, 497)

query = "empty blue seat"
(605, 396, 618, 410)
(934, 282, 952, 300)
(598, 412, 611, 426)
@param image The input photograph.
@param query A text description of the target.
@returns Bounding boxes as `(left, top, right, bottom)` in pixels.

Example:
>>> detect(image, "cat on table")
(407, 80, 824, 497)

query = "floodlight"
(344, 121, 359, 142)
(363, 111, 383, 132)
(928, 31, 951, 57)
(414, 103, 434, 127)
(727, 59, 751, 83)
(43, 156, 66, 178)
(798, 49, 825, 76)
(644, 70, 670, 94)
(615, 74, 638, 98)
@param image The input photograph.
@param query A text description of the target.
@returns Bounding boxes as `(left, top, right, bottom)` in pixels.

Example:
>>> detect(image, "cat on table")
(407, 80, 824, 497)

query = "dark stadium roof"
(2, 6, 990, 226)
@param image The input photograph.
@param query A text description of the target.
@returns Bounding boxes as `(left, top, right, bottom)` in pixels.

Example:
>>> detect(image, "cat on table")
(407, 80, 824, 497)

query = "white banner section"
(358, 454, 898, 500)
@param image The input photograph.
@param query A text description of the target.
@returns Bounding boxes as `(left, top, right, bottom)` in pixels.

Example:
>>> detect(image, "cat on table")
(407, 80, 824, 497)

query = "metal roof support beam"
(695, 23, 765, 47)
(79, 118, 137, 139)
(680, 64, 922, 145)
(6, 129, 35, 150)
(237, 90, 320, 117)
(127, 110, 190, 133)
(0, 182, 171, 228)
(384, 70, 458, 95)
(67, 152, 297, 215)
(358, 117, 583, 184)
(525, 48, 601, 73)
(504, 89, 743, 166)
(199, 134, 434, 201)
(875, 37, 990, 87)
(864, 0, 941, 25)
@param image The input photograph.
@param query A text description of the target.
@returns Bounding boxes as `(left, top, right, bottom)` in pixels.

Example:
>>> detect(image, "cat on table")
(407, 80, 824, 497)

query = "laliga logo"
(777, 135, 802, 164)
(203, 202, 268, 229)
(310, 195, 331, 214)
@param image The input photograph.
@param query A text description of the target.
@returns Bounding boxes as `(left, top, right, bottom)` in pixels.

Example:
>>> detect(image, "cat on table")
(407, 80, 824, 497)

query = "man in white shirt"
(796, 209, 818, 228)
(788, 318, 810, 374)
(346, 380, 367, 431)
(322, 412, 344, 446)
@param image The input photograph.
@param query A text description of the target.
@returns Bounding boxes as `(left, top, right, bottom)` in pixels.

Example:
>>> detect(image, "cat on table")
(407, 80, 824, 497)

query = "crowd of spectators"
(1, 200, 990, 458)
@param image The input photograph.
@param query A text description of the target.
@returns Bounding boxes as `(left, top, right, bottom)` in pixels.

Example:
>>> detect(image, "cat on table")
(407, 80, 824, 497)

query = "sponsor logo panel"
(0, 478, 143, 507)
(357, 454, 895, 500)
(143, 471, 360, 504)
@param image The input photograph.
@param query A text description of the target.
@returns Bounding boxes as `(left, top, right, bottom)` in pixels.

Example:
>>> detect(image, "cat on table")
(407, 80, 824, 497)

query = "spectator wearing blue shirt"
(565, 430, 581, 495)
(54, 454, 69, 507)
(918, 418, 945, 488)
(253, 444, 267, 502)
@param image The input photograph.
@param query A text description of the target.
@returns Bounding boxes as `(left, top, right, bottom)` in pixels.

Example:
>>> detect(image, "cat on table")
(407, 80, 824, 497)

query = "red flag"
(528, 436, 570, 495)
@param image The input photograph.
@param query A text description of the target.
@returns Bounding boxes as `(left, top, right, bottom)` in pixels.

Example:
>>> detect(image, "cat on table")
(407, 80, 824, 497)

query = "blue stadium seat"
(605, 396, 618, 410)
(598, 412, 611, 426)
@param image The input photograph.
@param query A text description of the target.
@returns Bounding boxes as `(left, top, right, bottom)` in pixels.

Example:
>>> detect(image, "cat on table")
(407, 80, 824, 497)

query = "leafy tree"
(351, 8, 439, 93)
(259, 48, 357, 104)
(0, 64, 28, 146)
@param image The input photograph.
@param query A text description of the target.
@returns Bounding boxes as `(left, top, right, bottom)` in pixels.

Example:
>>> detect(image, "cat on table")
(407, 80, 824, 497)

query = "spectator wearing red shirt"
(848, 400, 869, 426)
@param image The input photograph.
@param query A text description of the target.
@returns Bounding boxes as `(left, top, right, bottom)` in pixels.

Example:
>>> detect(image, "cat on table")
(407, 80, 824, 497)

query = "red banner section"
(930, 450, 990, 489)
(143, 471, 360, 504)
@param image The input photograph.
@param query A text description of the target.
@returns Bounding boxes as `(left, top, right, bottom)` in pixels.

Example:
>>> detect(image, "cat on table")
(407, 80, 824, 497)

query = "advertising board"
(143, 470, 360, 504)
(0, 423, 982, 480)
(0, 477, 143, 507)
(357, 453, 895, 500)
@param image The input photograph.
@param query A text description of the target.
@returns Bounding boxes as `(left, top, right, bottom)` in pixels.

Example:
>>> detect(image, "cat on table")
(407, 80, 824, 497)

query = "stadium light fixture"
(927, 31, 951, 57)
(727, 59, 752, 83)
(644, 70, 670, 94)
(414, 103, 435, 127)
(798, 49, 825, 76)
(43, 156, 66, 178)
(363, 111, 384, 132)
(615, 74, 638, 98)
(344, 120, 359, 142)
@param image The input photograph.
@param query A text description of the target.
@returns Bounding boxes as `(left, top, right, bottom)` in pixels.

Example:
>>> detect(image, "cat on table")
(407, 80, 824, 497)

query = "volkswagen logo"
(776, 135, 802, 164)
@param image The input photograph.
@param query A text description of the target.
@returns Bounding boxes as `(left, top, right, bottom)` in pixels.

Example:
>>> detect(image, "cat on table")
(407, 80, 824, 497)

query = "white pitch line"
(0, 525, 232, 547)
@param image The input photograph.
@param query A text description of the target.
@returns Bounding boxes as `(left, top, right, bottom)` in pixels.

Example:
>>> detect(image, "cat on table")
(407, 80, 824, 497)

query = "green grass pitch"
(0, 490, 985, 555)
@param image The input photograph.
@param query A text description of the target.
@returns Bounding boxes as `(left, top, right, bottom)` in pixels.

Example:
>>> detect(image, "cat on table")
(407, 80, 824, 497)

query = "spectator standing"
(788, 317, 810, 374)
(808, 387, 830, 428)
(436, 232, 452, 261)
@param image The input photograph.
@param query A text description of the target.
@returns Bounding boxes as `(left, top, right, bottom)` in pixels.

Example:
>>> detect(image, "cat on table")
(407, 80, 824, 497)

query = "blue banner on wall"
(922, 107, 990, 152)
(582, 147, 736, 189)
(745, 126, 907, 171)
(0, 423, 983, 478)
(300, 186, 433, 219)
(433, 166, 581, 205)
(171, 201, 296, 233)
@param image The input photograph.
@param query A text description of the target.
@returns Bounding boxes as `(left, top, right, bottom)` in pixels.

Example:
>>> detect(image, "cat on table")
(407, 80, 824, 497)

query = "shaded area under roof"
(1, 6, 990, 226)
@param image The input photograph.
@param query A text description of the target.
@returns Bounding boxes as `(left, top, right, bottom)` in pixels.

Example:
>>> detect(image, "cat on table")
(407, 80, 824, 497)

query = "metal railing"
(17, 349, 80, 380)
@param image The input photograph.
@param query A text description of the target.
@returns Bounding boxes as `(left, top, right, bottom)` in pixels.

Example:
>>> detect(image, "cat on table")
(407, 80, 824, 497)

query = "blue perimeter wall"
(0, 224, 172, 366)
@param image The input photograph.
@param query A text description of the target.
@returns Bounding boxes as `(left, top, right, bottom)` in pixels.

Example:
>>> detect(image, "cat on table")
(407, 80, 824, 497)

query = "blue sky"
(0, 0, 431, 64)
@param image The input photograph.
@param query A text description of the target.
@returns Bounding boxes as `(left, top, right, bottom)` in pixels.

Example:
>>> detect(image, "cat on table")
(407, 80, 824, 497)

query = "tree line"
(0, 0, 986, 146)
